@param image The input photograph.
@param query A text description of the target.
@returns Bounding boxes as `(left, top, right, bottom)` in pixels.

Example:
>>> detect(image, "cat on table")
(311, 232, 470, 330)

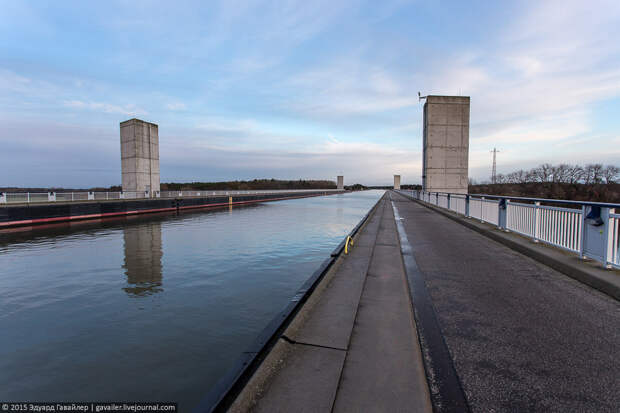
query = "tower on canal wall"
(337, 176, 344, 190)
(120, 118, 160, 197)
(422, 96, 469, 194)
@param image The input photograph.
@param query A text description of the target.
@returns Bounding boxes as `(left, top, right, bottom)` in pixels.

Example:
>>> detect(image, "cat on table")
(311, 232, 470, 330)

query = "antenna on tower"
(491, 148, 500, 184)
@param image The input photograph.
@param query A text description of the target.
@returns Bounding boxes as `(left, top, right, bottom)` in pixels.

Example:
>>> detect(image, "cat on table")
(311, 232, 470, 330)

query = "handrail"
(398, 189, 619, 270)
(0, 189, 342, 204)
(422, 191, 620, 208)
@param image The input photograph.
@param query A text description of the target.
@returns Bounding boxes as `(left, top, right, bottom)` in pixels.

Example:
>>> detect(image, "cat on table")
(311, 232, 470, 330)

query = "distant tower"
(394, 175, 401, 190)
(491, 148, 500, 184)
(120, 118, 160, 197)
(337, 175, 344, 190)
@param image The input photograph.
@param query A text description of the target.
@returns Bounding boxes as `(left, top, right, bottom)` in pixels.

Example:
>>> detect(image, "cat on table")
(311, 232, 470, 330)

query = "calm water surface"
(0, 190, 384, 408)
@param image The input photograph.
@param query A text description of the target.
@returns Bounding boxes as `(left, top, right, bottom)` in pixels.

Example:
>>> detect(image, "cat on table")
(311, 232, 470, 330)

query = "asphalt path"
(391, 191, 620, 412)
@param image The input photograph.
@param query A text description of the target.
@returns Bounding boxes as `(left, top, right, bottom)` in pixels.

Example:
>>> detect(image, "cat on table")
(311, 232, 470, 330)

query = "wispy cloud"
(1, 0, 619, 186)
(63, 100, 146, 116)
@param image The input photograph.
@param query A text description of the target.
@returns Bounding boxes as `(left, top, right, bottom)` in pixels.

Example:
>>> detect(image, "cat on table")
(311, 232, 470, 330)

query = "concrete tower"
(337, 176, 344, 190)
(422, 96, 469, 194)
(120, 118, 160, 197)
(394, 175, 401, 190)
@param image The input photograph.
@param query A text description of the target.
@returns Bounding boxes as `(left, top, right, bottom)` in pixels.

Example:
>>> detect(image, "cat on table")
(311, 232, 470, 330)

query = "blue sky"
(1, 0, 619, 187)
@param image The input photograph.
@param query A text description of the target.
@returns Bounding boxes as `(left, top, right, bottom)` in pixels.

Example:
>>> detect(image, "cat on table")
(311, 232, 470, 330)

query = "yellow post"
(229, 196, 233, 206)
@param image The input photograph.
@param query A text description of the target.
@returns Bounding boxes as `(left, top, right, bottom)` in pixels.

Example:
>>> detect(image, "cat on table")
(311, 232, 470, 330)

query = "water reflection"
(122, 221, 163, 296)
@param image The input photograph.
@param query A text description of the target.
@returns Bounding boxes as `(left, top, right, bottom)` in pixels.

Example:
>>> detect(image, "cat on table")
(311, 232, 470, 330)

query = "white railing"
(611, 213, 620, 269)
(449, 194, 467, 215)
(398, 190, 620, 270)
(0, 189, 341, 204)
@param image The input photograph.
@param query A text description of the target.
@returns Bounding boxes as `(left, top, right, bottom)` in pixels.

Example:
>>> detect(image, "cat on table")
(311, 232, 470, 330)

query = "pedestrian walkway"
(230, 195, 432, 412)
(390, 191, 620, 412)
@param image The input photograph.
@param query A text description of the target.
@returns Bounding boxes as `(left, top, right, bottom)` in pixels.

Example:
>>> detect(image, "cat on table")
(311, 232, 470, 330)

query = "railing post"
(0, 192, 5, 204)
(603, 207, 615, 268)
(435, 192, 439, 205)
(579, 205, 587, 258)
(534, 201, 541, 243)
(447, 194, 451, 210)
(465, 195, 470, 217)
(480, 197, 485, 223)
(498, 198, 507, 230)
(106, 192, 109, 200)
(27, 192, 31, 203)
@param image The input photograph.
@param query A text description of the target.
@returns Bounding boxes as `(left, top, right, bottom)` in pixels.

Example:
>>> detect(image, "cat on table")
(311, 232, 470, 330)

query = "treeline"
(470, 163, 620, 203)
(161, 179, 337, 191)
(490, 163, 619, 185)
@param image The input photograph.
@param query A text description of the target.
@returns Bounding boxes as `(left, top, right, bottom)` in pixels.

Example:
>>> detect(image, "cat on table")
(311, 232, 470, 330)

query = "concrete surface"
(120, 118, 160, 196)
(423, 96, 469, 194)
(230, 195, 432, 412)
(337, 176, 344, 190)
(391, 191, 620, 412)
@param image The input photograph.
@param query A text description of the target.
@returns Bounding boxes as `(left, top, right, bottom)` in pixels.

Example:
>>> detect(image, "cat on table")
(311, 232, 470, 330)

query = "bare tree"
(583, 164, 604, 184)
(603, 165, 620, 184)
(495, 173, 506, 184)
(507, 169, 527, 184)
(551, 164, 572, 183)
(532, 164, 554, 182)
(566, 165, 584, 184)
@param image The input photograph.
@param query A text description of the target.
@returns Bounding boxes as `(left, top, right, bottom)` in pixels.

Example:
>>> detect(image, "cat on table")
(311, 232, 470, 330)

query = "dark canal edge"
(391, 194, 470, 413)
(193, 194, 384, 413)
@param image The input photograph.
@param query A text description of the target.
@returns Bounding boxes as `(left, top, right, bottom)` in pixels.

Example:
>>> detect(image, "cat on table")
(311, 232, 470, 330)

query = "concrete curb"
(400, 194, 620, 302)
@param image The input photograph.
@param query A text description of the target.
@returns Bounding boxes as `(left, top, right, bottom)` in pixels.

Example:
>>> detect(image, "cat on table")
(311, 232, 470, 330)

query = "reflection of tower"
(123, 222, 163, 296)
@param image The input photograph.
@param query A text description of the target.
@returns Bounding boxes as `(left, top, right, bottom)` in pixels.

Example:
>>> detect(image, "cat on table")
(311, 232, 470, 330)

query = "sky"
(1, 0, 620, 187)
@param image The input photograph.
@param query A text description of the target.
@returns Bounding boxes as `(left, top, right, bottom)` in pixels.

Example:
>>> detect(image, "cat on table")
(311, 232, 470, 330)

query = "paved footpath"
(230, 194, 432, 412)
(390, 191, 620, 412)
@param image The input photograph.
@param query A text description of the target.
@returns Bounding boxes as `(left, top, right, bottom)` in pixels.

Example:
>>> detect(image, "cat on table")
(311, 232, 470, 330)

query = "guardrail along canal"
(0, 190, 384, 408)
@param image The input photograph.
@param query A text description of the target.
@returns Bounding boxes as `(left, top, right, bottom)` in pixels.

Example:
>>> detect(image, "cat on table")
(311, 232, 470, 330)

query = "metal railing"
(397, 190, 620, 270)
(0, 189, 341, 205)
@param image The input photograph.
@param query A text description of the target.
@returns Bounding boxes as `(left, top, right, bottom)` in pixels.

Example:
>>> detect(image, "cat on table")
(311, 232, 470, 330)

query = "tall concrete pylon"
(394, 175, 401, 190)
(120, 118, 160, 197)
(422, 96, 469, 194)
(337, 176, 344, 190)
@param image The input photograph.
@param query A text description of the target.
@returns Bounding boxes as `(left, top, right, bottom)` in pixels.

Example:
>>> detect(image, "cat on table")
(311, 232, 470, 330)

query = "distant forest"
(161, 179, 337, 191)
(470, 163, 620, 203)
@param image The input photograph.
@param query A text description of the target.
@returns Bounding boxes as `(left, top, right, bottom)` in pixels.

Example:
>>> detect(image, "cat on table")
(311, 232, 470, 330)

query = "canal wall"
(0, 191, 343, 228)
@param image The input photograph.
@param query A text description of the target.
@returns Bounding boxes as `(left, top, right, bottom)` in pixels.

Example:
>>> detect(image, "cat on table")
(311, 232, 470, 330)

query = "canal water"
(0, 190, 384, 409)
